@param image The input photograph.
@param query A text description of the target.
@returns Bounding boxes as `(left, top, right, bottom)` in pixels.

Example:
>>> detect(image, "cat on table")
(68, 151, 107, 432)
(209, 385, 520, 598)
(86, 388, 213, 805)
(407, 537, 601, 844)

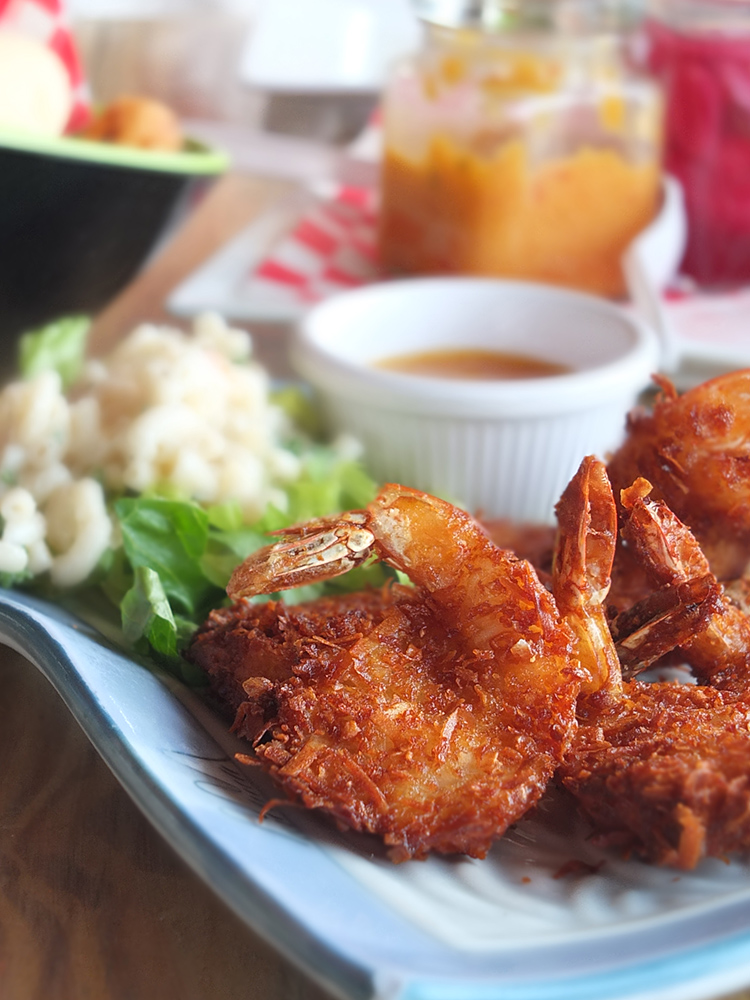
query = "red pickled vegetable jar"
(646, 0, 750, 285)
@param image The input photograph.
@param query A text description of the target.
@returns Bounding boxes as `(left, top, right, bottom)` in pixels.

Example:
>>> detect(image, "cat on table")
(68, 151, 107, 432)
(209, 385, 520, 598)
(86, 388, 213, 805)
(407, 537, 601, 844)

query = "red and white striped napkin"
(245, 184, 379, 308)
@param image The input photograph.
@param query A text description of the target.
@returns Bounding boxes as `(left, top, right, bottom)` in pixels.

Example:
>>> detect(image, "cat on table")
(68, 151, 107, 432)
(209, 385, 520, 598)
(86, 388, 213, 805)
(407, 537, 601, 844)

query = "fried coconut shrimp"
(607, 370, 750, 581)
(614, 479, 750, 693)
(555, 457, 750, 869)
(191, 590, 392, 720)
(188, 485, 582, 861)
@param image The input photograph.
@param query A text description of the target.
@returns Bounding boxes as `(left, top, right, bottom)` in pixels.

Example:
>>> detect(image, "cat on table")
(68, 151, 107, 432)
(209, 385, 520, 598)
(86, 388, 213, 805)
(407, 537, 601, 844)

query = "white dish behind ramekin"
(292, 278, 660, 523)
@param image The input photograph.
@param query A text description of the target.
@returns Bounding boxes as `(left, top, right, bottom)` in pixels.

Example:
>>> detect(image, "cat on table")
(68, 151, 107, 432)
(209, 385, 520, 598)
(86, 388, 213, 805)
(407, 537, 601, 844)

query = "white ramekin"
(292, 278, 660, 523)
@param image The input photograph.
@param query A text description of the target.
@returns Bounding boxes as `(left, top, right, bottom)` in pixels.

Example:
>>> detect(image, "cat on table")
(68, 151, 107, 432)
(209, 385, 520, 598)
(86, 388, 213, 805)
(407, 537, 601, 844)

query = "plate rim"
(5, 588, 750, 1000)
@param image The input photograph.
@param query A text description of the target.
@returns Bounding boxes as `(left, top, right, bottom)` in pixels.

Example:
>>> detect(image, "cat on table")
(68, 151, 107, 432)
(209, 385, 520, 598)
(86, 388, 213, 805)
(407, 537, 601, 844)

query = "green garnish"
(8, 316, 387, 680)
(18, 315, 90, 389)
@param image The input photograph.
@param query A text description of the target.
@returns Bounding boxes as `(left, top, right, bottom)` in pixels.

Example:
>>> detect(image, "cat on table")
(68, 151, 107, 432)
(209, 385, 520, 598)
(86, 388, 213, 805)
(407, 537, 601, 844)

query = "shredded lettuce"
(121, 566, 179, 653)
(116, 498, 218, 616)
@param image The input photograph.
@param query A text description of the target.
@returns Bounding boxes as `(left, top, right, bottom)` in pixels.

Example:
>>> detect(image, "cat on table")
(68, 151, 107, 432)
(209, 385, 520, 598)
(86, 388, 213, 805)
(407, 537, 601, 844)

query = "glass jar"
(378, 0, 663, 298)
(646, 0, 750, 286)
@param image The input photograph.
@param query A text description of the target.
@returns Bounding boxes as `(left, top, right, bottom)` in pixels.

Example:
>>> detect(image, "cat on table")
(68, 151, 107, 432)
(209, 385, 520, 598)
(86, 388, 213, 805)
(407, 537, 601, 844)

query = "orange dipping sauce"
(374, 347, 571, 380)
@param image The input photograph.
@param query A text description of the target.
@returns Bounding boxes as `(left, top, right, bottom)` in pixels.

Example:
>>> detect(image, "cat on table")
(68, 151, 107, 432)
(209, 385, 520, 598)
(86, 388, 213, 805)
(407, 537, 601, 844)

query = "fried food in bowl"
(82, 95, 184, 152)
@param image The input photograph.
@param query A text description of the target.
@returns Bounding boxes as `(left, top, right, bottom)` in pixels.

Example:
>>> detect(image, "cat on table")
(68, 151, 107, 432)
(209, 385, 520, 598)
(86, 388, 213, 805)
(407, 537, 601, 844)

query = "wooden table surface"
(2, 170, 750, 1000)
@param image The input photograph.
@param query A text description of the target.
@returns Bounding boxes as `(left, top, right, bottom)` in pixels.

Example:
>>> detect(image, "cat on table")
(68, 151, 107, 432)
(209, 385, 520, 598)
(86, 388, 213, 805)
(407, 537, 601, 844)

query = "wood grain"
(0, 648, 335, 1000)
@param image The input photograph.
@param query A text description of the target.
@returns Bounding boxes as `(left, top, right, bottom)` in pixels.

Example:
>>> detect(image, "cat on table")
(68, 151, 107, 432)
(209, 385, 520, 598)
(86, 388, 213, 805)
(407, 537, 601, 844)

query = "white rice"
(0, 313, 302, 586)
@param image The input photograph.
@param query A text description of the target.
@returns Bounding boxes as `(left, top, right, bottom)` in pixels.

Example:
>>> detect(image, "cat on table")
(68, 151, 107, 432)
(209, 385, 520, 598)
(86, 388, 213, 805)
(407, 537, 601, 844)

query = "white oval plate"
(4, 587, 750, 1000)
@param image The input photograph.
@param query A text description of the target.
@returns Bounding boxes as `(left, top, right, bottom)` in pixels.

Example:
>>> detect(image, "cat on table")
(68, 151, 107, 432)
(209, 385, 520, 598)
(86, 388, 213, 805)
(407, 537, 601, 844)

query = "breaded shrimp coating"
(554, 457, 750, 869)
(564, 683, 750, 869)
(608, 371, 750, 581)
(189, 485, 582, 861)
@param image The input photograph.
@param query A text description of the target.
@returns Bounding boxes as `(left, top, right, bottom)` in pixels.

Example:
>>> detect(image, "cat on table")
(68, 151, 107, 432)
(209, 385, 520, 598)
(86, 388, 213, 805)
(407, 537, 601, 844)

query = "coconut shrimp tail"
(227, 510, 375, 599)
(617, 479, 750, 692)
(552, 455, 622, 698)
(204, 484, 582, 861)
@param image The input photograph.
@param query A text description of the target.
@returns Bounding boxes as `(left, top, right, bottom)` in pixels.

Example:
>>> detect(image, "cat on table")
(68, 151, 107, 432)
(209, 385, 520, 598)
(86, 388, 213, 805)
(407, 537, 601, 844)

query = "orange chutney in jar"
(378, 23, 663, 298)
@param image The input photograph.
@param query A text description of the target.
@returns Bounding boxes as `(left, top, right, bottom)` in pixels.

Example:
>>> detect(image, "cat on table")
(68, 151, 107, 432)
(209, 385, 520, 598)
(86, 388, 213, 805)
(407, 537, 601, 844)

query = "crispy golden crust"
(188, 485, 582, 861)
(480, 519, 556, 584)
(560, 683, 750, 868)
(186, 590, 391, 720)
(607, 372, 750, 581)
(187, 582, 579, 861)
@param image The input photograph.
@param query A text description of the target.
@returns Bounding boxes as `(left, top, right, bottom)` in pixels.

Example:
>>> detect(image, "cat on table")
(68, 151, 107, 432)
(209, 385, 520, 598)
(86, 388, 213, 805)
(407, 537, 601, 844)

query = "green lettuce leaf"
(271, 383, 325, 438)
(121, 565, 177, 653)
(106, 445, 385, 678)
(120, 566, 205, 682)
(18, 316, 90, 389)
(115, 497, 222, 617)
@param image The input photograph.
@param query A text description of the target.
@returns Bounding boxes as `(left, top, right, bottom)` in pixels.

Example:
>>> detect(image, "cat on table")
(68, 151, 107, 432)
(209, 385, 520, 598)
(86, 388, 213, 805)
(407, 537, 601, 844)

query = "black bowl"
(0, 128, 227, 364)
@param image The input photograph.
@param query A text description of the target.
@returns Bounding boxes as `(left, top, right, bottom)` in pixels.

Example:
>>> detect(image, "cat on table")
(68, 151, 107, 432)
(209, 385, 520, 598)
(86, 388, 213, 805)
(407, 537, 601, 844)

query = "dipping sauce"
(374, 348, 571, 380)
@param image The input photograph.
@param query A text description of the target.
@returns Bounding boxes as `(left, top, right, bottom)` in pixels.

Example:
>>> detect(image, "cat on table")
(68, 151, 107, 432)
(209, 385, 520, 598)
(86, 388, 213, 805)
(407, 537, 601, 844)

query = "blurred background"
(4, 0, 750, 381)
(68, 0, 417, 141)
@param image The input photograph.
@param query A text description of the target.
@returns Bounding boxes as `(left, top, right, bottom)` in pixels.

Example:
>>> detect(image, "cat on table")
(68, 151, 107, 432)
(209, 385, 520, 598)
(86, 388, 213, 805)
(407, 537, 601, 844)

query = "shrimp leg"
(611, 574, 722, 675)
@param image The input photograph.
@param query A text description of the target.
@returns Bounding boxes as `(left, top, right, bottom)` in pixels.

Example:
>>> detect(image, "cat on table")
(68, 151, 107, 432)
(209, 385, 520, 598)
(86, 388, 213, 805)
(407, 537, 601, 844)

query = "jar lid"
(412, 0, 644, 30)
